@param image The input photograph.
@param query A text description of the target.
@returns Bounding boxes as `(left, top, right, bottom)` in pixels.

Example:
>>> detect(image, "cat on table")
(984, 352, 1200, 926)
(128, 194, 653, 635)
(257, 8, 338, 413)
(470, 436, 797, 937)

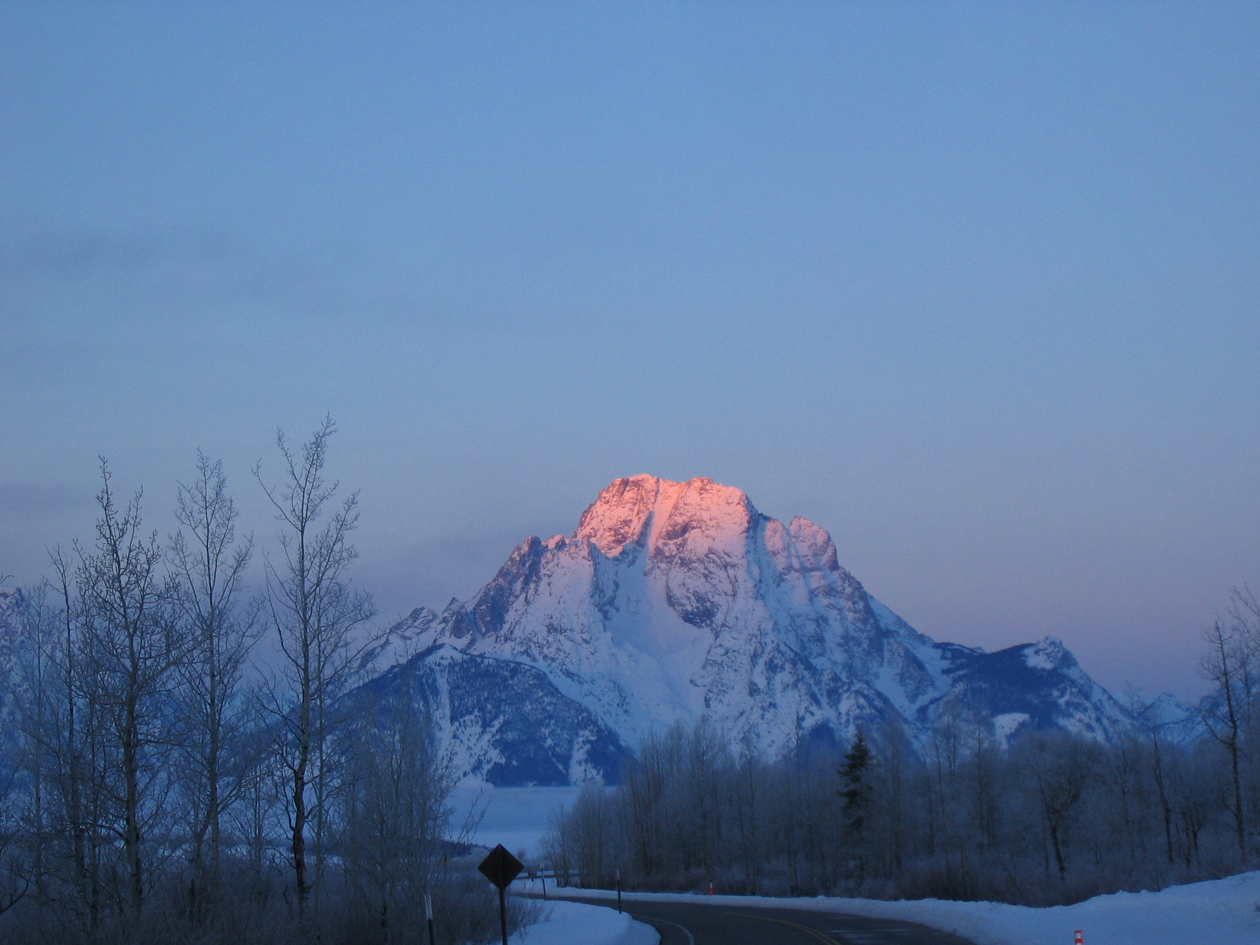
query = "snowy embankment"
(515, 900, 658, 945)
(563, 871, 1260, 945)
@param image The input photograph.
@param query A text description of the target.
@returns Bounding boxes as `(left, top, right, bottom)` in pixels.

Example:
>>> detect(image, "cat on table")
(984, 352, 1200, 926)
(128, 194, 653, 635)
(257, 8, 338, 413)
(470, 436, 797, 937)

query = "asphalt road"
(550, 894, 977, 945)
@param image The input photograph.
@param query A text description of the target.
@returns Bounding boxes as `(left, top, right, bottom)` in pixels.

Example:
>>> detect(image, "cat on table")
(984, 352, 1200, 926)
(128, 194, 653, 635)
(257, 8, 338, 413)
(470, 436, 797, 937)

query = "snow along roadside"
(514, 900, 659, 945)
(559, 871, 1260, 945)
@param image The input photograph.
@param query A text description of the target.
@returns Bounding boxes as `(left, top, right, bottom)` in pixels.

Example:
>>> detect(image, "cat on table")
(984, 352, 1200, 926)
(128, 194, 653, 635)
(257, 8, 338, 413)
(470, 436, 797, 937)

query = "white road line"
(826, 930, 915, 939)
(638, 914, 695, 945)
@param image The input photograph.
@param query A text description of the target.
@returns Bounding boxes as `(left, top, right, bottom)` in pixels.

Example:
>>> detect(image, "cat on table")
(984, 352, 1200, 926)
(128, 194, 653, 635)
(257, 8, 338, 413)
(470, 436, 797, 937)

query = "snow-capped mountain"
(364, 475, 1198, 784)
(934, 637, 1135, 747)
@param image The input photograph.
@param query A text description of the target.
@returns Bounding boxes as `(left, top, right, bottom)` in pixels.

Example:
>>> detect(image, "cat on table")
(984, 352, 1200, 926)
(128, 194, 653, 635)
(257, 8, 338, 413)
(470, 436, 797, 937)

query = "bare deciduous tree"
(77, 461, 185, 925)
(336, 694, 451, 943)
(1200, 617, 1249, 863)
(169, 451, 260, 911)
(255, 418, 375, 919)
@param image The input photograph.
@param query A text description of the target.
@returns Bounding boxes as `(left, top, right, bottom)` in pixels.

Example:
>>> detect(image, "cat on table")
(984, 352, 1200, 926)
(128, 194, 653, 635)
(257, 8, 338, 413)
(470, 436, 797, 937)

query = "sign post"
(478, 844, 525, 945)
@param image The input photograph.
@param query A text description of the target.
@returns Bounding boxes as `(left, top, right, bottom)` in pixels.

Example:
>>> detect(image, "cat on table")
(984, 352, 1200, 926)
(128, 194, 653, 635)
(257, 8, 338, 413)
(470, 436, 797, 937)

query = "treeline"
(545, 594, 1260, 906)
(0, 420, 518, 945)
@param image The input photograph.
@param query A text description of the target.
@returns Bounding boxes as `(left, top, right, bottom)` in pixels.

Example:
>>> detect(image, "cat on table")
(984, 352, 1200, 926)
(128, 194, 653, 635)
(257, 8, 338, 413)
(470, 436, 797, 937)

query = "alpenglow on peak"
(574, 474, 763, 558)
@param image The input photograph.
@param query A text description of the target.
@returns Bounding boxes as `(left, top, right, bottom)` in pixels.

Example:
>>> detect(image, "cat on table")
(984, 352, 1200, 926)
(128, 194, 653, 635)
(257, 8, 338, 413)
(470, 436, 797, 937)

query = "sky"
(1, 2, 1257, 702)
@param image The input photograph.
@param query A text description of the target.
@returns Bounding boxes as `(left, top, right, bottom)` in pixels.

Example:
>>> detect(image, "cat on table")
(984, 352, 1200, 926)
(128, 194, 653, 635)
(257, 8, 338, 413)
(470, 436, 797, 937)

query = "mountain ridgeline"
(362, 475, 1194, 786)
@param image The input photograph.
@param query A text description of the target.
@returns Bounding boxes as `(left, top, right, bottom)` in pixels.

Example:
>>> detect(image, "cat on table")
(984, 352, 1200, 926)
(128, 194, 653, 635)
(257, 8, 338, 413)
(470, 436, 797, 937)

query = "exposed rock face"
(934, 637, 1134, 746)
(367, 475, 1192, 784)
(351, 644, 629, 786)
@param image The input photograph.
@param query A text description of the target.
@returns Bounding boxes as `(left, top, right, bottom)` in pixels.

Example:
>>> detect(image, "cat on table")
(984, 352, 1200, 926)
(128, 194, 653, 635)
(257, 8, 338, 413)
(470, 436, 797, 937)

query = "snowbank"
(515, 900, 659, 945)
(567, 871, 1260, 945)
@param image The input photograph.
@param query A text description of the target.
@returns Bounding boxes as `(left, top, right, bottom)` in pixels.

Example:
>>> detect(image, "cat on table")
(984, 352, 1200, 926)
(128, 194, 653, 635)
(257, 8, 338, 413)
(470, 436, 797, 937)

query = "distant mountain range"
(359, 475, 1203, 786)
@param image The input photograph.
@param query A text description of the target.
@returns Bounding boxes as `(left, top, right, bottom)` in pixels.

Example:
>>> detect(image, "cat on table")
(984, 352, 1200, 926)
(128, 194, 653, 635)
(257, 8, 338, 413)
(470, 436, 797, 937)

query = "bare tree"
(564, 782, 615, 888)
(1200, 617, 1250, 864)
(12, 582, 58, 912)
(336, 694, 452, 943)
(0, 766, 28, 921)
(1015, 732, 1094, 882)
(1147, 725, 1176, 865)
(873, 715, 912, 873)
(733, 742, 763, 894)
(255, 417, 375, 919)
(45, 547, 99, 934)
(0, 587, 30, 920)
(76, 461, 184, 925)
(169, 451, 259, 911)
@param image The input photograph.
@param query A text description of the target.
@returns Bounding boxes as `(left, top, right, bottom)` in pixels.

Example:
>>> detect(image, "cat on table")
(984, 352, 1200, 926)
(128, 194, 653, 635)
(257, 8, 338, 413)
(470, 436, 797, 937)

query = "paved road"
(550, 894, 977, 945)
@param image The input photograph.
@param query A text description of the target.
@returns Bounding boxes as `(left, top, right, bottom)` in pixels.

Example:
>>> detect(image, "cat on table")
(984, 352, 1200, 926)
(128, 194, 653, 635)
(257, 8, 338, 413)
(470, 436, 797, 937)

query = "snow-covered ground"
(514, 901, 657, 945)
(449, 787, 1259, 943)
(449, 785, 582, 859)
(566, 871, 1260, 945)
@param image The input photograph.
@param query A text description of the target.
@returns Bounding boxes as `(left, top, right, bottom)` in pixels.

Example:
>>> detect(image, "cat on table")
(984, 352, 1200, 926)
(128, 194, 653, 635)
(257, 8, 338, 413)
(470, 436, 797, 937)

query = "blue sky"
(2, 2, 1257, 700)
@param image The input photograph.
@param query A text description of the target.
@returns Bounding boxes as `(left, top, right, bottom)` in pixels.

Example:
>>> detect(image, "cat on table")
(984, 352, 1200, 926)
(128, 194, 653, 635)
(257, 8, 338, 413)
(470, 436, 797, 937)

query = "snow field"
(565, 871, 1260, 945)
(515, 900, 659, 945)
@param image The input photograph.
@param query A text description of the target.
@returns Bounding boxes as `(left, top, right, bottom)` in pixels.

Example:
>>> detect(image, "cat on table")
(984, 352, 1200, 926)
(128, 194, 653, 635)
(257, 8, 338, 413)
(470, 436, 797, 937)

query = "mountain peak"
(574, 475, 756, 558)
(1024, 636, 1069, 671)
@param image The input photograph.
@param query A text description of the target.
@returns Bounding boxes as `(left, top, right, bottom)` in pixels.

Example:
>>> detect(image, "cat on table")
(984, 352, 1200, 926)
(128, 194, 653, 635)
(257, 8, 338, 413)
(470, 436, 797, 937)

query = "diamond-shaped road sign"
(480, 844, 525, 945)
(478, 844, 524, 890)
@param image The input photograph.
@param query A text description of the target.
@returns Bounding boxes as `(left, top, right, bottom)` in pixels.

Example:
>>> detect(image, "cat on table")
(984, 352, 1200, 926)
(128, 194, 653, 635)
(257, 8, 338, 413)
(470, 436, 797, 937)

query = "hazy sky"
(2, 3, 1257, 701)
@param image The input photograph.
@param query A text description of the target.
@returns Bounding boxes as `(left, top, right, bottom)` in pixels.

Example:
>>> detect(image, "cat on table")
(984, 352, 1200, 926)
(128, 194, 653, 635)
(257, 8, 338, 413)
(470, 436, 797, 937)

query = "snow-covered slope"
(517, 900, 659, 945)
(570, 872, 1260, 945)
(365, 476, 1194, 784)
(350, 643, 629, 786)
(933, 636, 1135, 744)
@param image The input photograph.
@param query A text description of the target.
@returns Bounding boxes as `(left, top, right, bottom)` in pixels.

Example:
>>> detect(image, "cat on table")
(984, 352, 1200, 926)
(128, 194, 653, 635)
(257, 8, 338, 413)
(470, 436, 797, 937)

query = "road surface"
(550, 893, 978, 945)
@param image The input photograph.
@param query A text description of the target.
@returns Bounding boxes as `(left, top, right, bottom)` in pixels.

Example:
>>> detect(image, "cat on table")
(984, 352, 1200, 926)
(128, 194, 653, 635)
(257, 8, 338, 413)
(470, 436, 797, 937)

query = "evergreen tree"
(840, 731, 872, 881)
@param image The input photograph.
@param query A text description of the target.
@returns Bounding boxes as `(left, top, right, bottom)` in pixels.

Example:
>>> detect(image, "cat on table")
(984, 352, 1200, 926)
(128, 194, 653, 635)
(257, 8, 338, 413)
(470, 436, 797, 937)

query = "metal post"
(499, 885, 508, 945)
(616, 868, 621, 914)
(541, 872, 547, 900)
(425, 893, 435, 945)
